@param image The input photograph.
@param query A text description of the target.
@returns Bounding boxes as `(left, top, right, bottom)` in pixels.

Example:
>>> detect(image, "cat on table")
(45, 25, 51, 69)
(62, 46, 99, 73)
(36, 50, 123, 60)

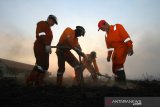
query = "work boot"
(115, 70, 126, 85)
(26, 70, 39, 87)
(35, 72, 46, 86)
(72, 76, 78, 86)
(57, 76, 63, 86)
(75, 71, 84, 87)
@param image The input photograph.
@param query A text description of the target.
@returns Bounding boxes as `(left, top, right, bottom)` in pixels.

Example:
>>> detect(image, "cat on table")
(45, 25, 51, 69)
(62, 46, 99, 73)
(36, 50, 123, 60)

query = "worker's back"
(58, 27, 78, 49)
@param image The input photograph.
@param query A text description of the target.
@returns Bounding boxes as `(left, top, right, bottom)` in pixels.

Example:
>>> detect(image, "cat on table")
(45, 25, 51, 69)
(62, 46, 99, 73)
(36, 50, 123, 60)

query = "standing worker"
(56, 26, 85, 86)
(27, 15, 58, 86)
(98, 20, 134, 83)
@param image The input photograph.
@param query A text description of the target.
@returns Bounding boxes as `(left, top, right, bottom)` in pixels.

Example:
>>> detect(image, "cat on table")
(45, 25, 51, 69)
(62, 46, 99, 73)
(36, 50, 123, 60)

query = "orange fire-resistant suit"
(82, 54, 100, 81)
(27, 21, 53, 86)
(105, 24, 133, 77)
(56, 27, 82, 86)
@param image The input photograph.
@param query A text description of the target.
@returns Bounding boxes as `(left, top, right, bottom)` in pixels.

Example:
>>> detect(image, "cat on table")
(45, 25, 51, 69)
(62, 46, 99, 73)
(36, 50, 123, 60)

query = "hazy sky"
(0, 0, 160, 79)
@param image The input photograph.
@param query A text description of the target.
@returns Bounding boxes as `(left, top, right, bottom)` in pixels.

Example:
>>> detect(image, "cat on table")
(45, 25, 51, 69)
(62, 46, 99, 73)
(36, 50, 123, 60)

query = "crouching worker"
(81, 51, 101, 82)
(56, 26, 85, 86)
(26, 15, 58, 86)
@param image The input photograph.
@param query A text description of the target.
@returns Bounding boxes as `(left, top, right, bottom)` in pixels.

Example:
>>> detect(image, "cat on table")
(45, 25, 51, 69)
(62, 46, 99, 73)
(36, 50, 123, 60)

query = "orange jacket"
(58, 27, 79, 49)
(36, 21, 53, 45)
(105, 24, 133, 57)
(82, 54, 99, 73)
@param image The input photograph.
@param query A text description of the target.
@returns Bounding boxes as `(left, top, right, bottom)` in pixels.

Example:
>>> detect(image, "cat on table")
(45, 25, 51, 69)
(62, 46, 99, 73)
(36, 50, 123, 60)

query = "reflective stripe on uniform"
(35, 64, 44, 71)
(124, 37, 131, 43)
(108, 48, 114, 52)
(114, 25, 116, 31)
(38, 32, 46, 36)
(117, 67, 124, 71)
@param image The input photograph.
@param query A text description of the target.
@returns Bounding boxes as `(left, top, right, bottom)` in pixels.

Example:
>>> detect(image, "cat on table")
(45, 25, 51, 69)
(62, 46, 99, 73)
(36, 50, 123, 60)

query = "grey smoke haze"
(0, 0, 160, 80)
(0, 32, 34, 64)
(1, 26, 160, 80)
(126, 31, 160, 80)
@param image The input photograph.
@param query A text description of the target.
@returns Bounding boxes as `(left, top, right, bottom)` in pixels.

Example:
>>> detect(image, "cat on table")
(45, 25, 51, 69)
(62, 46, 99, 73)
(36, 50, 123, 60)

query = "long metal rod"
(51, 46, 70, 49)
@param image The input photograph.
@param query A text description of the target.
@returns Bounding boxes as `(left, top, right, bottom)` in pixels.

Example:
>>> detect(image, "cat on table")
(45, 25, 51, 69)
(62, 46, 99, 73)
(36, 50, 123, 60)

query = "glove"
(127, 47, 134, 56)
(74, 47, 84, 57)
(76, 45, 82, 51)
(45, 45, 52, 54)
(79, 52, 85, 57)
(107, 56, 111, 62)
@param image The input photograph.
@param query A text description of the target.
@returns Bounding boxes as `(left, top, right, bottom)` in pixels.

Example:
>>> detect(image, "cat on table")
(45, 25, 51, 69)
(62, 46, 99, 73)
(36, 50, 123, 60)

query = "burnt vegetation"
(0, 77, 160, 107)
(0, 58, 160, 107)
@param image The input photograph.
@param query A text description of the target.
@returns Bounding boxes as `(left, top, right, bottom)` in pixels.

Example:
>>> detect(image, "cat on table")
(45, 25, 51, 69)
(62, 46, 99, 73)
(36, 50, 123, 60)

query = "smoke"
(126, 30, 160, 80)
(0, 31, 79, 77)
(1, 25, 160, 80)
(0, 32, 34, 64)
(78, 27, 160, 80)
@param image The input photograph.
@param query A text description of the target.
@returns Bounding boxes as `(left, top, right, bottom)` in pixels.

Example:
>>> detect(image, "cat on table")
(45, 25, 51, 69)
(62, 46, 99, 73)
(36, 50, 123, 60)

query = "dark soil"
(0, 77, 160, 107)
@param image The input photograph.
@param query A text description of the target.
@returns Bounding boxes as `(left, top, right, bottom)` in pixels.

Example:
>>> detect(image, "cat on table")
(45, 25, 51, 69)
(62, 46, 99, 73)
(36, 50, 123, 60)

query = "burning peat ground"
(0, 76, 160, 107)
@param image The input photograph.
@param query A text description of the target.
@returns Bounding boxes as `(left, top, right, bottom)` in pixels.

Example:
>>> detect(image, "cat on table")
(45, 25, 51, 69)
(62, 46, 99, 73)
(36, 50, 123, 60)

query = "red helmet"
(98, 20, 106, 31)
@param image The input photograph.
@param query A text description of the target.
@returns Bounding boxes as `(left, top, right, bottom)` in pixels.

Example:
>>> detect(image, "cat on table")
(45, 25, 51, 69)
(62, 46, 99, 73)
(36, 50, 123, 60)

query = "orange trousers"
(26, 40, 49, 86)
(81, 64, 98, 81)
(112, 46, 128, 74)
(56, 49, 83, 86)
(26, 67, 45, 86)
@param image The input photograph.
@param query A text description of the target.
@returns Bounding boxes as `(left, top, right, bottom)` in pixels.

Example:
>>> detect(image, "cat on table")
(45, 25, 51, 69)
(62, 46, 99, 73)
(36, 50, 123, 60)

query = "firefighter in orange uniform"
(82, 51, 101, 81)
(27, 15, 58, 86)
(98, 20, 134, 83)
(56, 26, 85, 86)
